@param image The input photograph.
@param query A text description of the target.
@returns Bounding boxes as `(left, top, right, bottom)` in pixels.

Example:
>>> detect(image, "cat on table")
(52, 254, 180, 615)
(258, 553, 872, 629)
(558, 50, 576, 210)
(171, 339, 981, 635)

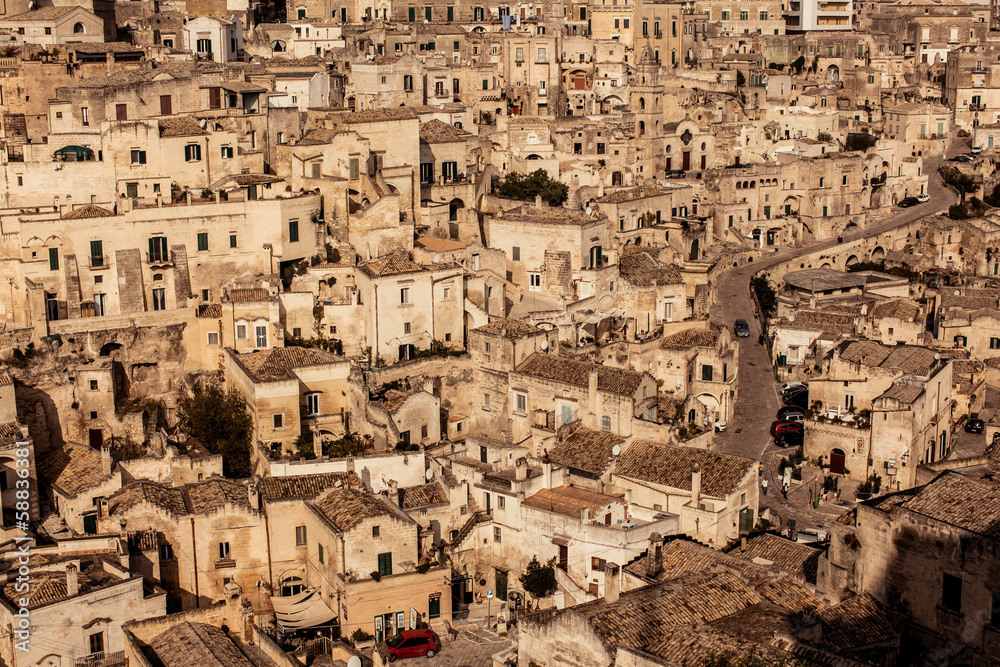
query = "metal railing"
(74, 651, 126, 667)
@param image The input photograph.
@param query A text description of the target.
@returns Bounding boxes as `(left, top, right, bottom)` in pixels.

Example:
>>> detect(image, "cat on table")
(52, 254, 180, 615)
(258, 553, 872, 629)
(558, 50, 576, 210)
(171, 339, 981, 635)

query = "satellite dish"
(540, 340, 548, 350)
(425, 468, 434, 482)
(611, 444, 622, 456)
(348, 658, 363, 667)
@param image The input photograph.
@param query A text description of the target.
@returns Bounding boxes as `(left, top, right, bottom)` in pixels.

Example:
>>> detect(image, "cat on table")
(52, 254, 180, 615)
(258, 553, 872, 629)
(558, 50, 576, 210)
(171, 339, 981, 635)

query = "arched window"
(73, 22, 85, 34)
(638, 121, 645, 136)
(639, 97, 645, 110)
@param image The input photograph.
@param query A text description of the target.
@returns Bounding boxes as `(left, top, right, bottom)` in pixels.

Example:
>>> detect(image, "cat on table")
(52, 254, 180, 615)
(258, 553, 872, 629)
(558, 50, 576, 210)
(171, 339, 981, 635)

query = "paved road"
(709, 147, 960, 531)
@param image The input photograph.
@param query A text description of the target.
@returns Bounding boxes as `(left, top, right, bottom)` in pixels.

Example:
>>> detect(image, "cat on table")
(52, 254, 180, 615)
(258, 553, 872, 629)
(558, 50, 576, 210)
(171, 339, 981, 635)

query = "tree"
(736, 70, 745, 87)
(178, 382, 254, 478)
(519, 556, 557, 597)
(497, 169, 569, 206)
(790, 56, 806, 74)
(751, 276, 777, 316)
(938, 165, 978, 202)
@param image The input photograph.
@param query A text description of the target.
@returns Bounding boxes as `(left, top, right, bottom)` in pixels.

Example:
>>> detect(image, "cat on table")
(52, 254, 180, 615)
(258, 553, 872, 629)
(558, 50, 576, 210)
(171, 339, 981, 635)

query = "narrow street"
(709, 148, 959, 532)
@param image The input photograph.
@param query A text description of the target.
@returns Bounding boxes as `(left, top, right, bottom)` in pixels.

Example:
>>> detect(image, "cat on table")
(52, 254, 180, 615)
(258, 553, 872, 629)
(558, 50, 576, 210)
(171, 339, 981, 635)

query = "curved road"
(709, 148, 959, 530)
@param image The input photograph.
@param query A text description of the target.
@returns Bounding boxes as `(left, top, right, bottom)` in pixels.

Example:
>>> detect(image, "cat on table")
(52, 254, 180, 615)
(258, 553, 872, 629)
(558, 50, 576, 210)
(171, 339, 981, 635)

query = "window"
(48, 248, 59, 271)
(400, 288, 411, 304)
(236, 323, 247, 339)
(90, 380, 99, 391)
(131, 149, 147, 164)
(90, 240, 103, 267)
(295, 526, 307, 546)
(218, 542, 231, 559)
(151, 288, 166, 311)
(184, 144, 202, 162)
(44, 27, 51, 35)
(116, 104, 127, 120)
(601, 415, 611, 431)
(483, 341, 491, 356)
(484, 393, 491, 409)
(942, 573, 962, 612)
(89, 632, 104, 654)
(289, 219, 299, 243)
(702, 365, 714, 381)
(443, 287, 451, 299)
(306, 392, 320, 415)
(159, 543, 174, 560)
(349, 158, 359, 180)
(318, 543, 325, 564)
(230, 234, 237, 248)
(514, 392, 527, 415)
(197, 233, 208, 252)
(81, 107, 89, 126)
(512, 246, 520, 261)
(273, 413, 284, 429)
(377, 552, 393, 576)
(498, 495, 505, 510)
(992, 338, 1000, 349)
(207, 332, 219, 346)
(494, 526, 502, 542)
(992, 590, 1000, 627)
(529, 273, 541, 291)
(404, 322, 411, 334)
(255, 324, 267, 348)
(221, 146, 233, 159)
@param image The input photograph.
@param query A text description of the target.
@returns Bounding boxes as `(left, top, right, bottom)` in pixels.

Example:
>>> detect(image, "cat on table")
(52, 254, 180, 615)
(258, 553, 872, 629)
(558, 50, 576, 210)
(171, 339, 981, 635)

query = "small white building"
(183, 16, 244, 63)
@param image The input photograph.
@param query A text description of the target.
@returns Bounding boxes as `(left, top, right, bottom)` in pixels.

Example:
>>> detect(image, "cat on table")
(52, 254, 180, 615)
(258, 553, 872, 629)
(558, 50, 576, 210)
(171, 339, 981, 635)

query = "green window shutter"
(197, 233, 208, 251)
(49, 248, 59, 271)
(408, 7, 415, 21)
(289, 220, 299, 243)
(91, 240, 103, 263)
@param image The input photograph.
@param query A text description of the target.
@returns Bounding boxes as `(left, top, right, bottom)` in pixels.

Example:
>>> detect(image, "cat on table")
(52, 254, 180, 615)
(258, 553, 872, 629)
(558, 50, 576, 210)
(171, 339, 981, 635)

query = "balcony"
(146, 251, 174, 267)
(74, 652, 127, 667)
(89, 255, 109, 270)
(215, 557, 236, 569)
(970, 103, 986, 111)
(196, 51, 214, 61)
(973, 65, 988, 73)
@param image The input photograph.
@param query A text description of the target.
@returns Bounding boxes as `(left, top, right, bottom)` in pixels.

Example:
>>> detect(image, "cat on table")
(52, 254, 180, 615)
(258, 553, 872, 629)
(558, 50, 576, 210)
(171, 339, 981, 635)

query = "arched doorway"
(830, 449, 846, 474)
(689, 239, 699, 260)
(870, 246, 885, 262)
(846, 255, 860, 268)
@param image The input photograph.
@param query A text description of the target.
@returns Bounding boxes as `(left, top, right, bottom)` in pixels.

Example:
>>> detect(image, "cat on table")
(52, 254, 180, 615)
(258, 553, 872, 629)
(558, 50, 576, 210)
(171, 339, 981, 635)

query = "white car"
(916, 193, 930, 203)
(781, 381, 808, 393)
(972, 146, 984, 154)
(714, 419, 728, 432)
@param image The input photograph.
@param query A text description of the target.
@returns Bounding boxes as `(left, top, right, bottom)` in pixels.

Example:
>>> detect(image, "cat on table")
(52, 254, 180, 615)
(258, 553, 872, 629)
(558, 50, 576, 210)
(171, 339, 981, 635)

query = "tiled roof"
(547, 427, 625, 475)
(226, 288, 272, 302)
(731, 533, 821, 582)
(72, 42, 144, 53)
(261, 472, 359, 501)
(594, 184, 668, 204)
(497, 205, 603, 226)
(870, 299, 920, 321)
(36, 444, 110, 497)
(62, 204, 114, 220)
(211, 174, 283, 189)
(2, 6, 75, 21)
(625, 538, 765, 583)
(311, 487, 395, 531)
(618, 252, 683, 286)
(0, 372, 11, 385)
(414, 236, 467, 253)
(419, 119, 472, 143)
(197, 303, 222, 318)
(660, 326, 722, 350)
(0, 422, 23, 445)
(839, 340, 938, 375)
(877, 382, 924, 404)
(399, 482, 448, 508)
(515, 353, 644, 396)
(521, 485, 624, 518)
(110, 481, 188, 517)
(150, 621, 277, 667)
(186, 478, 250, 513)
(816, 593, 897, 651)
(900, 470, 1000, 537)
(1, 559, 122, 609)
(615, 441, 754, 498)
(232, 346, 344, 382)
(159, 116, 209, 137)
(475, 318, 543, 338)
(338, 107, 417, 123)
(359, 251, 425, 278)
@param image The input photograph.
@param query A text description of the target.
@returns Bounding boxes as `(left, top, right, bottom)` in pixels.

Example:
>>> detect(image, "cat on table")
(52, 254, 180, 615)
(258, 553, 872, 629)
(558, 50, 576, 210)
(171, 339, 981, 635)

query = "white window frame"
(514, 392, 527, 415)
(306, 392, 320, 416)
(529, 272, 541, 292)
(207, 331, 220, 347)
(236, 323, 247, 339)
(255, 323, 268, 348)
(272, 413, 284, 430)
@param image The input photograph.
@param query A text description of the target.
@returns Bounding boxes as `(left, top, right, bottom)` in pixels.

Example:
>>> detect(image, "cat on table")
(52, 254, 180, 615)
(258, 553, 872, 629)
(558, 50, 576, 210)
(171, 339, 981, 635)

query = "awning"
(54, 145, 94, 157)
(273, 589, 338, 631)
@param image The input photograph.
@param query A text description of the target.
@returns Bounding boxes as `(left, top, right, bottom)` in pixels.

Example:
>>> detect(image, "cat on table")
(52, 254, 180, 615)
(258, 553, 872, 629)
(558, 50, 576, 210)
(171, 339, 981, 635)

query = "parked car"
(950, 154, 974, 163)
(777, 406, 806, 421)
(782, 412, 805, 424)
(782, 392, 809, 409)
(715, 419, 728, 432)
(916, 193, 930, 203)
(734, 319, 751, 337)
(770, 420, 803, 437)
(665, 169, 686, 179)
(781, 381, 807, 393)
(965, 418, 985, 434)
(972, 146, 984, 154)
(774, 431, 803, 448)
(383, 630, 440, 661)
(795, 528, 829, 544)
(898, 197, 920, 208)
(782, 386, 809, 400)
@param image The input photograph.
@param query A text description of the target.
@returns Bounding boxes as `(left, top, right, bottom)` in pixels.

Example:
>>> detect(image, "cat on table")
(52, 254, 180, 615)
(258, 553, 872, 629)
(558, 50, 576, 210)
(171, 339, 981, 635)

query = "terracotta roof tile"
(475, 317, 543, 338)
(515, 353, 644, 395)
(62, 204, 114, 220)
(311, 487, 396, 531)
(521, 485, 624, 518)
(225, 288, 272, 302)
(197, 303, 222, 318)
(900, 470, 1000, 537)
(619, 252, 683, 286)
(159, 116, 209, 137)
(419, 118, 472, 143)
(615, 441, 754, 498)
(110, 481, 188, 517)
(731, 534, 821, 582)
(816, 593, 897, 651)
(399, 482, 448, 508)
(150, 621, 279, 667)
(36, 444, 111, 497)
(231, 346, 345, 382)
(548, 427, 625, 475)
(359, 251, 425, 278)
(661, 326, 722, 350)
(261, 472, 360, 501)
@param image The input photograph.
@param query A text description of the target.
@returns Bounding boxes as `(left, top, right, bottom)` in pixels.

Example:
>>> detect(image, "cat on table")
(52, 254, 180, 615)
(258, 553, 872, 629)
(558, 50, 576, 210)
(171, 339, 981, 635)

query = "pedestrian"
(782, 483, 789, 499)
(758, 462, 764, 478)
(762, 478, 768, 495)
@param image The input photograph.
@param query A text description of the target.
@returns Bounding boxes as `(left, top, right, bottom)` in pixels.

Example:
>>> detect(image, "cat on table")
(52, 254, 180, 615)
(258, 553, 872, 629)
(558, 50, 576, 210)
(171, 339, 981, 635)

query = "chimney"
(535, 194, 543, 209)
(313, 429, 323, 459)
(542, 453, 553, 489)
(515, 457, 527, 481)
(389, 480, 400, 506)
(691, 463, 701, 506)
(646, 533, 663, 579)
(604, 563, 620, 603)
(588, 368, 599, 417)
(101, 446, 112, 476)
(248, 480, 261, 511)
(66, 564, 79, 597)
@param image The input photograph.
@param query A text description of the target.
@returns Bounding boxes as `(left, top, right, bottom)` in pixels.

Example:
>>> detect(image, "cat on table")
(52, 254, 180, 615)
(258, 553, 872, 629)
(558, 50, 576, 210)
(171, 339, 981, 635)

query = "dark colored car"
(950, 154, 974, 163)
(777, 405, 805, 421)
(771, 420, 804, 437)
(965, 418, 985, 434)
(774, 431, 803, 448)
(665, 169, 686, 179)
(897, 197, 920, 208)
(384, 630, 439, 661)
(734, 319, 751, 337)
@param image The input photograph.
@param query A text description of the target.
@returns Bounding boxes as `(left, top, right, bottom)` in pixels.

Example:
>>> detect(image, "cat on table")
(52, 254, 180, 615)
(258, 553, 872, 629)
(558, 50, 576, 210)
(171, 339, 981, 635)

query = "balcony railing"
(146, 251, 173, 267)
(970, 103, 986, 111)
(973, 66, 988, 72)
(89, 255, 109, 270)
(74, 652, 126, 667)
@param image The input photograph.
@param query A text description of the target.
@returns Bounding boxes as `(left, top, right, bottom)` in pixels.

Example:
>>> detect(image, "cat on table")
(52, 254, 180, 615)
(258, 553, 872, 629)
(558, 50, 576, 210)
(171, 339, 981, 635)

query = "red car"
(384, 630, 439, 661)
(770, 420, 803, 437)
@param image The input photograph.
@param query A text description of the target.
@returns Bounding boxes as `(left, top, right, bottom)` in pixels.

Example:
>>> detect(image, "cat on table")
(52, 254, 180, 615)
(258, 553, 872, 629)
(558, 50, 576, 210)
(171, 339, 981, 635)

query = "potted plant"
(370, 571, 382, 582)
